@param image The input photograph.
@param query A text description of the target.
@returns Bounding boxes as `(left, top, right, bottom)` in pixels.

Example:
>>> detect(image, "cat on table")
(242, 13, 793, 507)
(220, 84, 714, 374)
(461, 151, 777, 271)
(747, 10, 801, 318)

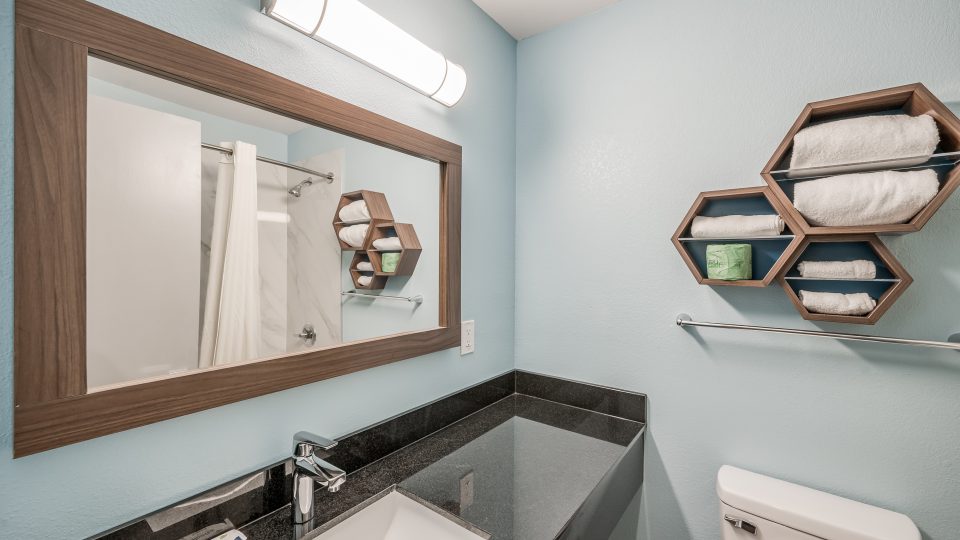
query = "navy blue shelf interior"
(682, 196, 792, 281)
(783, 241, 894, 299)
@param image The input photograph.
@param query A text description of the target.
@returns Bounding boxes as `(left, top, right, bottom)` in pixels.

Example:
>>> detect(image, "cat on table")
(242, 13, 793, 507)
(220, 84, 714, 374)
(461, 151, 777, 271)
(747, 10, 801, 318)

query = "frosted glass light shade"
(267, 0, 325, 33)
(431, 61, 467, 107)
(262, 0, 466, 107)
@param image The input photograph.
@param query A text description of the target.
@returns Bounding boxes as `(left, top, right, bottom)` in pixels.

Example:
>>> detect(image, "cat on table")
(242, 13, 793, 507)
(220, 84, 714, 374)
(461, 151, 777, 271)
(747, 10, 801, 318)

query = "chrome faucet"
(292, 431, 346, 525)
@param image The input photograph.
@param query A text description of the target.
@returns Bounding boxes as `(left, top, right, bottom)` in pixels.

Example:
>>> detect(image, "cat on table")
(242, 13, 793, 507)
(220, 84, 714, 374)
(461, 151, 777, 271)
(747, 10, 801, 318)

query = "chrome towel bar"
(342, 290, 423, 304)
(676, 313, 960, 351)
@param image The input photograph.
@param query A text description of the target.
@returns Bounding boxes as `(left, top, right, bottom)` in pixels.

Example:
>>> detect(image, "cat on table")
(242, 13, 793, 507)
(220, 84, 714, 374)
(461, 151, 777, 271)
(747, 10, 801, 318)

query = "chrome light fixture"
(262, 0, 467, 107)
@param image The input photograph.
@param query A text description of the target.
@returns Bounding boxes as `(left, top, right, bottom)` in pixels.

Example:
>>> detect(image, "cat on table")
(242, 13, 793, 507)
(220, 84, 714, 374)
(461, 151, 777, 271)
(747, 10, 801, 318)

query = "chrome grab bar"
(677, 313, 960, 351)
(341, 290, 423, 304)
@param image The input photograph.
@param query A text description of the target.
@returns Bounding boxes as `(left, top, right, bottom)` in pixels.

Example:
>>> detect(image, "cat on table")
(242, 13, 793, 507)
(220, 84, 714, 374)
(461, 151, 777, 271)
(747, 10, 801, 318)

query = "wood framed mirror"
(13, 0, 461, 457)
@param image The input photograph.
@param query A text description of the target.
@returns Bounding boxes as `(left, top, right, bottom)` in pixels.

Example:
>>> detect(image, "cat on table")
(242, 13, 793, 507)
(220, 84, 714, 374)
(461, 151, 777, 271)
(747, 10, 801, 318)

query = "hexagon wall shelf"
(761, 83, 960, 235)
(776, 235, 913, 325)
(334, 190, 421, 291)
(672, 186, 804, 287)
(348, 251, 387, 291)
(369, 223, 422, 277)
(671, 84, 958, 324)
(333, 190, 394, 251)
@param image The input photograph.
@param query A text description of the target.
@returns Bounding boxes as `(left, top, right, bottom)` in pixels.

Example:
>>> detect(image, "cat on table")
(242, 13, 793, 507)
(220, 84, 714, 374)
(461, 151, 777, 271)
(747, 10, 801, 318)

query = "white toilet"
(717, 465, 920, 540)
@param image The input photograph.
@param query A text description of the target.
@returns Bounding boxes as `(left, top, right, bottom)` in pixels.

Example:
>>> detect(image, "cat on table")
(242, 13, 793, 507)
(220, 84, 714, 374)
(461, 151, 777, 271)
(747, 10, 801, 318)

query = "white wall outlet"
(461, 320, 475, 355)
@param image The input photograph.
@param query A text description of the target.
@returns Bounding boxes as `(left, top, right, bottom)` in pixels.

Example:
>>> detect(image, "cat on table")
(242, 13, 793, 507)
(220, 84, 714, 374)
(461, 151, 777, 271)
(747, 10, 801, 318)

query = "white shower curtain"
(199, 141, 262, 368)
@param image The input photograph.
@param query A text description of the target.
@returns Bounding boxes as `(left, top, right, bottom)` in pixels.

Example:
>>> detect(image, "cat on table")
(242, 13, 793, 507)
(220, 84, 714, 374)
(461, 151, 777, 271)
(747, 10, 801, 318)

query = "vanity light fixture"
(261, 0, 467, 107)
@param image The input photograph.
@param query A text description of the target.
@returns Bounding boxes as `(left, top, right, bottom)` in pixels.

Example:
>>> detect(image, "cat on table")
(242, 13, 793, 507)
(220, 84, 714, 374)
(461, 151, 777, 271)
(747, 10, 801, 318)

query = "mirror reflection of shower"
(288, 178, 314, 198)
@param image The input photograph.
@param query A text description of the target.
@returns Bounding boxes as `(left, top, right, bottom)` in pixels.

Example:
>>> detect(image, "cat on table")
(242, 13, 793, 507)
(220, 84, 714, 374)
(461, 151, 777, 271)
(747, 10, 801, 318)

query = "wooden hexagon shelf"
(672, 186, 804, 287)
(369, 223, 422, 277)
(776, 235, 913, 325)
(348, 251, 387, 291)
(761, 83, 960, 235)
(333, 190, 394, 251)
(334, 191, 422, 291)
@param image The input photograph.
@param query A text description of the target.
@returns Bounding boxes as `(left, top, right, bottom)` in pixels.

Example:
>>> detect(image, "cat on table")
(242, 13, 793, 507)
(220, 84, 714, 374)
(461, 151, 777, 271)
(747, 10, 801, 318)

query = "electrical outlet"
(461, 320, 475, 355)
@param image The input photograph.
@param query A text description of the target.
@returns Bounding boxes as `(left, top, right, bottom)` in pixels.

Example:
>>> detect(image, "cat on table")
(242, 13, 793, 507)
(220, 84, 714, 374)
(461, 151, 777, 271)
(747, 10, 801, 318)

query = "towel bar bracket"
(676, 313, 960, 352)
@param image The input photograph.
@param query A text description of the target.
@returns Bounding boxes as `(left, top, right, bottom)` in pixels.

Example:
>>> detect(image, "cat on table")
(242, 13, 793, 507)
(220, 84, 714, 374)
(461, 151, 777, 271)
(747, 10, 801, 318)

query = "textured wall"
(0, 0, 516, 537)
(515, 1, 960, 539)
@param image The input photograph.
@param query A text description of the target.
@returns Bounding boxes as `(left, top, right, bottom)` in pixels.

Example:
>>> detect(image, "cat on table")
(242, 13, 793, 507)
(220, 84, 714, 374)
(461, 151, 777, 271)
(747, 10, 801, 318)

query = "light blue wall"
(516, 1, 960, 539)
(0, 0, 516, 537)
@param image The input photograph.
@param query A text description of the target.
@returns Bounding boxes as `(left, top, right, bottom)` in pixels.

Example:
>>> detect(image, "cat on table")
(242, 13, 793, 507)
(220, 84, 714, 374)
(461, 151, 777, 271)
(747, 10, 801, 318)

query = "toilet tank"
(717, 466, 920, 540)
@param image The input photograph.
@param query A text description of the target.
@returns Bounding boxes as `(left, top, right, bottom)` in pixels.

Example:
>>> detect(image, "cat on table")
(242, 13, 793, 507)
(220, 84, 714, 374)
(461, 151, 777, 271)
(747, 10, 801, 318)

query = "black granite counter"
(93, 371, 645, 540)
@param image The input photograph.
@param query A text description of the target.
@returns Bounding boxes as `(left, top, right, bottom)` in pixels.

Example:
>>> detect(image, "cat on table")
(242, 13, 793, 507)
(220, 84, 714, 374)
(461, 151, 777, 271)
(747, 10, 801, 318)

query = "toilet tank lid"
(717, 466, 919, 540)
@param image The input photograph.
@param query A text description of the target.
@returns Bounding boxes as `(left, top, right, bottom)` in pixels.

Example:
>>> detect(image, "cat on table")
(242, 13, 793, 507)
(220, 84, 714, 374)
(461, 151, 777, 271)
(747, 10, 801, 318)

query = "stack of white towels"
(798, 290, 876, 316)
(797, 259, 876, 280)
(372, 237, 403, 251)
(789, 113, 941, 227)
(796, 258, 878, 316)
(338, 200, 371, 248)
(690, 214, 784, 238)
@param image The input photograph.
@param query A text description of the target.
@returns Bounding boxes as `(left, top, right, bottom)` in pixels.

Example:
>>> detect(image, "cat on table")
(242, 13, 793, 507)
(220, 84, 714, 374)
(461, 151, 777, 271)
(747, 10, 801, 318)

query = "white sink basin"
(314, 490, 487, 540)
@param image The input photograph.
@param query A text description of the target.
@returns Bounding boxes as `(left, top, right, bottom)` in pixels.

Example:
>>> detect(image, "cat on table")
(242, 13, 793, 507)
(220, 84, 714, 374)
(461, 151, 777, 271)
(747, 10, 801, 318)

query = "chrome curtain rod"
(341, 290, 424, 305)
(201, 142, 334, 182)
(676, 313, 960, 352)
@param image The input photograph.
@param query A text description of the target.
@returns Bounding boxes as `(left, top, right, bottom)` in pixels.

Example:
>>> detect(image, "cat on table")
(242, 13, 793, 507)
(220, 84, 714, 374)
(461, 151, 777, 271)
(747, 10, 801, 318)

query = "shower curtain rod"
(201, 142, 335, 181)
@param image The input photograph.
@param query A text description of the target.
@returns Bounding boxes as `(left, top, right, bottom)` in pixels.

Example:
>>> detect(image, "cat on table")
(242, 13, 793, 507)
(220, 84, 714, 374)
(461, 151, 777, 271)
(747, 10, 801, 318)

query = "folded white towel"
(338, 224, 369, 248)
(356, 261, 374, 271)
(790, 114, 939, 170)
(690, 214, 784, 238)
(357, 275, 373, 287)
(373, 237, 403, 251)
(338, 200, 371, 223)
(793, 169, 939, 226)
(797, 260, 877, 280)
(799, 290, 876, 316)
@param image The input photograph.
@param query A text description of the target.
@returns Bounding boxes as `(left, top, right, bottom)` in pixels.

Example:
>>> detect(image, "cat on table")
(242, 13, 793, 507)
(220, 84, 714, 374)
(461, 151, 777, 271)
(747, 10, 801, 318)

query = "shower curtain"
(199, 141, 262, 368)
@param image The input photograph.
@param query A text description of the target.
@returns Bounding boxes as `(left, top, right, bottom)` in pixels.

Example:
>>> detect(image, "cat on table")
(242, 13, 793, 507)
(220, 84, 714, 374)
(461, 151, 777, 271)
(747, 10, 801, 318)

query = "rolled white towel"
(799, 290, 876, 316)
(790, 114, 939, 170)
(797, 260, 876, 280)
(338, 224, 369, 248)
(356, 261, 374, 271)
(373, 237, 403, 250)
(690, 215, 784, 238)
(357, 275, 373, 287)
(793, 169, 939, 226)
(338, 200, 371, 223)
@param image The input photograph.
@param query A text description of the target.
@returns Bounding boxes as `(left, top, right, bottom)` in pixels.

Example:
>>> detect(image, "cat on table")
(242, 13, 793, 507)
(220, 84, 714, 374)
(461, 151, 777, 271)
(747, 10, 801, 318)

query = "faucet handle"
(293, 431, 338, 457)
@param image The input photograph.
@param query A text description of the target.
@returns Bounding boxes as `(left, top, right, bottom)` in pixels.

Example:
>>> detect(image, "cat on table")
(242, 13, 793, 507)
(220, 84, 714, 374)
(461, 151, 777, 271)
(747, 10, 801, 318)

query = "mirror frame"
(13, 0, 461, 457)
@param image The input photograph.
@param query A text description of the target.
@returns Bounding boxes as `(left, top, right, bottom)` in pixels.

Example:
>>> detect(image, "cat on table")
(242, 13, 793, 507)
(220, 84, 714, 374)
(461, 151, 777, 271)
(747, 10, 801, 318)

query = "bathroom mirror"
(85, 58, 440, 389)
(14, 0, 460, 456)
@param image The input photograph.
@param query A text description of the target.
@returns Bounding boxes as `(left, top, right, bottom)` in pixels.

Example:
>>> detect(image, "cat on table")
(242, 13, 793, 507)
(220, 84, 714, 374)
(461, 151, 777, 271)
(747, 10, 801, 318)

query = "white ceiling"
(471, 0, 621, 40)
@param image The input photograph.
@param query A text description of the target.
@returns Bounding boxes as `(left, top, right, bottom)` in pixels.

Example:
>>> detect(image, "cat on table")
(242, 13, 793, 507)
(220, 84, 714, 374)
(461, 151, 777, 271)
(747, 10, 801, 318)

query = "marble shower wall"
(200, 151, 289, 358)
(286, 149, 344, 352)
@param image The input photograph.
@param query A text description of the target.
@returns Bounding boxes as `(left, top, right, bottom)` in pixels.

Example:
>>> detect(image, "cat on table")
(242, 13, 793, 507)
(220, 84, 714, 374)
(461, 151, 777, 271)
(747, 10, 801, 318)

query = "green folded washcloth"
(706, 244, 752, 280)
(381, 252, 401, 273)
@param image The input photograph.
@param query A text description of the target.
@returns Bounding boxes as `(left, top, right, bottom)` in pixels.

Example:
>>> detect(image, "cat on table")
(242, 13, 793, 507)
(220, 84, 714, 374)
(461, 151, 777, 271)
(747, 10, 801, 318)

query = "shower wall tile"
(256, 162, 289, 357)
(286, 149, 344, 351)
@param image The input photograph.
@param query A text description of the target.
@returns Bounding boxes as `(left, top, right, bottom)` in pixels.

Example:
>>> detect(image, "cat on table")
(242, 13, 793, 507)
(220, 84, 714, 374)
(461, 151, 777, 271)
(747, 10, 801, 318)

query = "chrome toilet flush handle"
(724, 514, 758, 534)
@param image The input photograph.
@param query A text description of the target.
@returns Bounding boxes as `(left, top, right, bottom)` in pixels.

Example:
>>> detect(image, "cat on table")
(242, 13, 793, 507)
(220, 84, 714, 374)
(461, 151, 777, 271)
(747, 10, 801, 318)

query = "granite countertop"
(241, 394, 644, 540)
(92, 371, 645, 540)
